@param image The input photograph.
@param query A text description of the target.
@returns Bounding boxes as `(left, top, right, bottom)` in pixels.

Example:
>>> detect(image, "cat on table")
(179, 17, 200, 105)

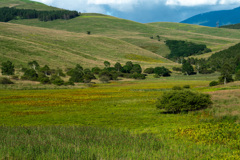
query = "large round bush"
(156, 90, 212, 113)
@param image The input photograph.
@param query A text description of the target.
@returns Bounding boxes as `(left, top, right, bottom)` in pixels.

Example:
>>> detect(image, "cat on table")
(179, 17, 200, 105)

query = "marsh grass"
(1, 75, 240, 159)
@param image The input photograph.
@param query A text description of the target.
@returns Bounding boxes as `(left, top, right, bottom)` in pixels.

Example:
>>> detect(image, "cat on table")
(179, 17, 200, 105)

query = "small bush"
(172, 86, 182, 90)
(209, 81, 219, 87)
(183, 85, 190, 89)
(131, 73, 146, 79)
(153, 74, 160, 78)
(156, 90, 212, 113)
(0, 77, 14, 84)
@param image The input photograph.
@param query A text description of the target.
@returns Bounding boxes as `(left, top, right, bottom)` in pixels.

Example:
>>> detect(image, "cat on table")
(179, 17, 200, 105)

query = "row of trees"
(1, 60, 173, 85)
(0, 7, 80, 22)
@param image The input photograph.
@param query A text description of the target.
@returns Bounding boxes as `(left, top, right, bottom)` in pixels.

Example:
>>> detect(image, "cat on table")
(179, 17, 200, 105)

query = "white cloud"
(165, 0, 240, 6)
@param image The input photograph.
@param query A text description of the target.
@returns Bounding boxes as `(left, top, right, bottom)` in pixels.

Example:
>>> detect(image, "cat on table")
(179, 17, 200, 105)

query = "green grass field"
(1, 0, 240, 159)
(1, 74, 240, 159)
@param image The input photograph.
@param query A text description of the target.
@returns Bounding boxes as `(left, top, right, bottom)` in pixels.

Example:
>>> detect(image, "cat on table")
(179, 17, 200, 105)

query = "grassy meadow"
(1, 1, 240, 159)
(1, 74, 240, 159)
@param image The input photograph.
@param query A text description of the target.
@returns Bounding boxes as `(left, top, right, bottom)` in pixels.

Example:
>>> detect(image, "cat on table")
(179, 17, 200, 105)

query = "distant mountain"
(181, 6, 240, 27)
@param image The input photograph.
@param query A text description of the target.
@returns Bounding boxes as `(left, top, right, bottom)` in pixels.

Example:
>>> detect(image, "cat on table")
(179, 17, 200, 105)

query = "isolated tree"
(28, 60, 39, 70)
(1, 61, 15, 75)
(104, 61, 110, 68)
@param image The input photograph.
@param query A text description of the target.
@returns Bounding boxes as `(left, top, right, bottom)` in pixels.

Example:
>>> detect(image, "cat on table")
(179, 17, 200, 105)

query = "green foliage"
(183, 85, 190, 89)
(28, 60, 39, 71)
(154, 66, 171, 77)
(209, 81, 219, 87)
(39, 65, 51, 76)
(172, 86, 182, 90)
(182, 61, 195, 75)
(131, 64, 142, 74)
(156, 90, 212, 113)
(165, 40, 211, 60)
(208, 43, 240, 71)
(0, 7, 79, 22)
(114, 62, 122, 72)
(131, 73, 146, 79)
(38, 73, 51, 84)
(104, 61, 110, 68)
(50, 75, 64, 86)
(235, 70, 240, 81)
(1, 60, 15, 75)
(68, 64, 84, 83)
(172, 67, 182, 72)
(22, 69, 38, 81)
(0, 77, 14, 84)
(144, 67, 154, 74)
(219, 63, 234, 84)
(92, 67, 101, 74)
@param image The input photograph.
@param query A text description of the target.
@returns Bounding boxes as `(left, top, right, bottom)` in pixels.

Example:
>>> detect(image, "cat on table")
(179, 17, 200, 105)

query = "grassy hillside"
(0, 0, 60, 10)
(0, 22, 172, 69)
(9, 13, 240, 60)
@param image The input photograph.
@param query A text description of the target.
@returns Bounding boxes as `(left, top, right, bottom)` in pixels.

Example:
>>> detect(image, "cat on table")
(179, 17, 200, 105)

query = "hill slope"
(10, 13, 240, 58)
(0, 22, 171, 69)
(0, 0, 60, 10)
(181, 6, 240, 27)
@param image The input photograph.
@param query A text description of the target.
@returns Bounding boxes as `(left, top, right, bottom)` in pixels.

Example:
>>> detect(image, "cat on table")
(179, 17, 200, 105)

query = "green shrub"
(172, 86, 182, 90)
(183, 85, 190, 89)
(131, 73, 146, 79)
(50, 75, 64, 86)
(0, 77, 14, 84)
(144, 68, 154, 74)
(209, 81, 219, 87)
(156, 90, 212, 113)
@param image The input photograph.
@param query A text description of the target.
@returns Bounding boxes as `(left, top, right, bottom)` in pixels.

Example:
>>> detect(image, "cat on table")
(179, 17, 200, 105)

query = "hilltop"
(0, 0, 60, 10)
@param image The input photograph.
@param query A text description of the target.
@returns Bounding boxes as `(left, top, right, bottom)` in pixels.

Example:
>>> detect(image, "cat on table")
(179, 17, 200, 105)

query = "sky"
(32, 0, 240, 23)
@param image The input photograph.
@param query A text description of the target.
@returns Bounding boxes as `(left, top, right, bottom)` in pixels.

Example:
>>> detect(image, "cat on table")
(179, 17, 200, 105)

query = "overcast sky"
(32, 0, 240, 23)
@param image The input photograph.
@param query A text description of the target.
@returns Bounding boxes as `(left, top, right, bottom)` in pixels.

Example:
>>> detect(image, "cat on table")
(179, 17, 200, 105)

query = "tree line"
(0, 7, 80, 22)
(0, 60, 172, 85)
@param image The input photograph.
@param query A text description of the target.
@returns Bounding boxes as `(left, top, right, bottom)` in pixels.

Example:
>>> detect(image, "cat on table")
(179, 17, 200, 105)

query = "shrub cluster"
(156, 90, 212, 113)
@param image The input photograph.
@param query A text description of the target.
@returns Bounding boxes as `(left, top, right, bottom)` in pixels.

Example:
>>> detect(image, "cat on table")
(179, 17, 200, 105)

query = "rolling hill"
(1, 0, 240, 69)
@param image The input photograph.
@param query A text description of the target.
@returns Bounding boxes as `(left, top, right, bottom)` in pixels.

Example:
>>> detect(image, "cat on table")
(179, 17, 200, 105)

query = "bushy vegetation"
(165, 40, 211, 60)
(0, 7, 79, 22)
(1, 60, 15, 75)
(0, 77, 14, 84)
(209, 81, 218, 87)
(156, 90, 212, 113)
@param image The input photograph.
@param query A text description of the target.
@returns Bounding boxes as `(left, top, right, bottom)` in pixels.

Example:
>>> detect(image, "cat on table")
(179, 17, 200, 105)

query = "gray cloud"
(32, 0, 240, 22)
